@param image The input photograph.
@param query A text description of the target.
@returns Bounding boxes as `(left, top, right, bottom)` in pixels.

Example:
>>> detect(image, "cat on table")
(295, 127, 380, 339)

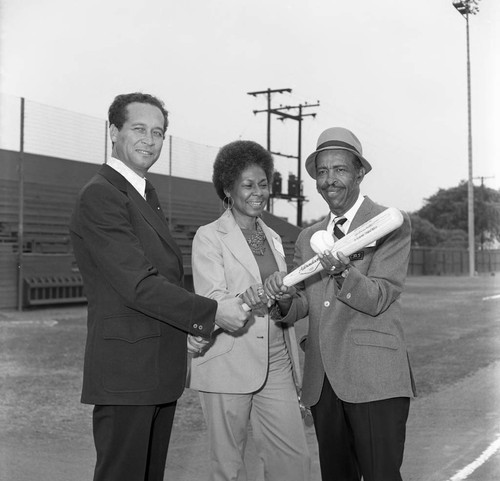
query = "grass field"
(400, 275, 500, 395)
(1, 275, 499, 450)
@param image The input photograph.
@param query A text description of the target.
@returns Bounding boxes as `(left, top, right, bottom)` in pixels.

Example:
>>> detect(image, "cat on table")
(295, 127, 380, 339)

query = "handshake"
(187, 281, 290, 355)
(187, 295, 251, 355)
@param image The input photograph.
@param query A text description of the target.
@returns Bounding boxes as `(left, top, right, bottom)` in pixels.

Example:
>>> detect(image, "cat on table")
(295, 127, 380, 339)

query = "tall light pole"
(452, 0, 480, 277)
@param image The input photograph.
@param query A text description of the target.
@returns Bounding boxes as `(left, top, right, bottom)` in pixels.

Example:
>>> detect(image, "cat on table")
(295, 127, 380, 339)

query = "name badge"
(272, 237, 285, 257)
(349, 251, 364, 261)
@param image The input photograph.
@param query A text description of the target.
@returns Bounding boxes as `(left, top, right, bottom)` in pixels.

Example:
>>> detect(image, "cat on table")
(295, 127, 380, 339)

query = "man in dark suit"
(265, 127, 416, 481)
(69, 92, 249, 481)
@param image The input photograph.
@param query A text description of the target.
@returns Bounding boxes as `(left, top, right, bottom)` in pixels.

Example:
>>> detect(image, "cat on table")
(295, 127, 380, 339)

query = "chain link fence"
(0, 93, 222, 309)
(0, 93, 219, 181)
(1, 94, 498, 309)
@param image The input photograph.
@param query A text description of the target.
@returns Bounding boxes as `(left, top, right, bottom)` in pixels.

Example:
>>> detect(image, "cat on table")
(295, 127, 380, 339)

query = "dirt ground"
(1, 275, 499, 480)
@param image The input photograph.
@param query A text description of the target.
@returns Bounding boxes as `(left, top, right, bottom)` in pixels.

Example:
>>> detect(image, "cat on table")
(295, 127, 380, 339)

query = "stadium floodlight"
(452, 0, 481, 276)
(453, 0, 481, 16)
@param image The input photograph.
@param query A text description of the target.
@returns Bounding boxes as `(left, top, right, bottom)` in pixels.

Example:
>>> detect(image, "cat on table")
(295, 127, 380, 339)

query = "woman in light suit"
(187, 140, 310, 481)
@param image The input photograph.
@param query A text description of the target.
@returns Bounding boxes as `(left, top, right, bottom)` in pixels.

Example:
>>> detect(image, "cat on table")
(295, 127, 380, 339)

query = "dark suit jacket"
(69, 164, 217, 405)
(283, 197, 416, 405)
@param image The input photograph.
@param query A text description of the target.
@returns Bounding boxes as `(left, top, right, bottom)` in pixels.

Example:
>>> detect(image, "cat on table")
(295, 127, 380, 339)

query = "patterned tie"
(333, 217, 347, 241)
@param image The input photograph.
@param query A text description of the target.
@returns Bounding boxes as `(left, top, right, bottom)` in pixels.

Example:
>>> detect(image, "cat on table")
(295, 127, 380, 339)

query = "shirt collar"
(327, 194, 365, 234)
(107, 156, 147, 198)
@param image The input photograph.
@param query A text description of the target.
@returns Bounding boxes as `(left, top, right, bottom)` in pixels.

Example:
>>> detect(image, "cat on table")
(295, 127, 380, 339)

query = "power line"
(247, 88, 320, 226)
(473, 175, 494, 187)
(247, 88, 292, 151)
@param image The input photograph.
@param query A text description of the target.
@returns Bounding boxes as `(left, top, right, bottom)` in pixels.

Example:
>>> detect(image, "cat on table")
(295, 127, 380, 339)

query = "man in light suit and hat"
(265, 127, 416, 481)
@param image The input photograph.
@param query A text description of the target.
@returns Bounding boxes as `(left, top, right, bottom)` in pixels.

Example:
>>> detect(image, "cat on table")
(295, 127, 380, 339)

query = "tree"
(409, 214, 468, 248)
(409, 214, 442, 247)
(416, 182, 500, 248)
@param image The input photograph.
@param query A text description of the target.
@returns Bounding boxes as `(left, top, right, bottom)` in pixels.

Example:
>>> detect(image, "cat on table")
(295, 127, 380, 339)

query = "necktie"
(333, 217, 347, 241)
(145, 180, 165, 221)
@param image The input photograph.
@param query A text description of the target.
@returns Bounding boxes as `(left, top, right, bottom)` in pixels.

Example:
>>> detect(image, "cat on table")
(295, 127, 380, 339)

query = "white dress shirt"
(107, 156, 147, 199)
(326, 194, 365, 238)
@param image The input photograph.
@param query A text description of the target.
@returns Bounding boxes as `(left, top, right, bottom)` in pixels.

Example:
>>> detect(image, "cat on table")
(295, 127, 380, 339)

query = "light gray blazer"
(187, 210, 302, 394)
(283, 196, 416, 406)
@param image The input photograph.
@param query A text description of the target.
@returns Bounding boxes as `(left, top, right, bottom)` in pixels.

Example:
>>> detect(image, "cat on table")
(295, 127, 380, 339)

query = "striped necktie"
(333, 217, 347, 241)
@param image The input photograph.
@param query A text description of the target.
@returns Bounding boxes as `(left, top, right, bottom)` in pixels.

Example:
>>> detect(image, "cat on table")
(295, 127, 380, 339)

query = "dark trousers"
(311, 376, 410, 481)
(92, 403, 177, 481)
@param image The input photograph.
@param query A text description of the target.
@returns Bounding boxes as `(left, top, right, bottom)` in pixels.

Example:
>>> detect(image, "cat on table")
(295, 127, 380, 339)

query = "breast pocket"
(350, 329, 399, 350)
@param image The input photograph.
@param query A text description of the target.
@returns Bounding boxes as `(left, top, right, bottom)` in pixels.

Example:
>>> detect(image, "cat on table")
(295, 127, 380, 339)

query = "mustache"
(322, 183, 344, 190)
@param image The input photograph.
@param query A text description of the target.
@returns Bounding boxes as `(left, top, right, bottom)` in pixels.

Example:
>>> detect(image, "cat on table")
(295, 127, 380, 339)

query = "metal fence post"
(17, 98, 25, 311)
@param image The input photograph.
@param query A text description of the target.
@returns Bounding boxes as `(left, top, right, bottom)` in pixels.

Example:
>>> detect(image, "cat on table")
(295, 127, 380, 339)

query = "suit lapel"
(258, 218, 287, 272)
(348, 196, 376, 232)
(98, 165, 183, 266)
(219, 213, 289, 278)
(218, 211, 261, 282)
(316, 215, 330, 232)
(128, 187, 184, 262)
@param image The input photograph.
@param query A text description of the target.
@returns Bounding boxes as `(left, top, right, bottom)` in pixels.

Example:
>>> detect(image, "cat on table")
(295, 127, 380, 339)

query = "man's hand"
(187, 335, 210, 355)
(317, 250, 350, 276)
(264, 271, 296, 301)
(215, 297, 251, 333)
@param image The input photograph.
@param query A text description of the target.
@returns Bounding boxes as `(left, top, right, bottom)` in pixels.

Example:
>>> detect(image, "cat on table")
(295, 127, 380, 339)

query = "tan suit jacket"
(188, 210, 302, 394)
(283, 197, 416, 406)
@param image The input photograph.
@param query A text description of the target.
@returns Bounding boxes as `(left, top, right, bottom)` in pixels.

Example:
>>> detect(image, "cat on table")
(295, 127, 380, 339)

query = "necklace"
(243, 222, 267, 256)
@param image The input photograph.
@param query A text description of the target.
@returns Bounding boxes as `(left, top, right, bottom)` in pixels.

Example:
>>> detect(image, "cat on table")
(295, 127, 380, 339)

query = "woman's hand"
(240, 284, 268, 316)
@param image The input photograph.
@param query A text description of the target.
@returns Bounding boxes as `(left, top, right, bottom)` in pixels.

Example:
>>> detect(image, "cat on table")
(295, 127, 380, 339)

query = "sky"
(0, 0, 498, 223)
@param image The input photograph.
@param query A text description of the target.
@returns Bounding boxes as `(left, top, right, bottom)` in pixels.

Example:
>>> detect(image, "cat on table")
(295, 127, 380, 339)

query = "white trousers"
(199, 344, 310, 481)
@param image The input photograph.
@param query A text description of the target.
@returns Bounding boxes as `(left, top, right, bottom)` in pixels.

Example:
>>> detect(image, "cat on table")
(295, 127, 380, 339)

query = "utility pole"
(270, 102, 320, 226)
(247, 88, 319, 226)
(473, 175, 494, 250)
(247, 88, 292, 151)
(247, 88, 292, 212)
(473, 175, 494, 187)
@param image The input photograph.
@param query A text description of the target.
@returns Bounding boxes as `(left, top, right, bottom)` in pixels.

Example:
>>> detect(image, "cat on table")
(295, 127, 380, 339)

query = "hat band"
(317, 139, 360, 155)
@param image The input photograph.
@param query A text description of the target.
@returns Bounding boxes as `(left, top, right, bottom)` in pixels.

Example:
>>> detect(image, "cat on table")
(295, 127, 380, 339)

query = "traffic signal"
(272, 172, 282, 195)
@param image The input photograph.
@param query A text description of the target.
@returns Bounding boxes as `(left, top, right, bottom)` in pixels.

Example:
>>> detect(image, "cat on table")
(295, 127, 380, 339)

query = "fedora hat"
(305, 127, 372, 179)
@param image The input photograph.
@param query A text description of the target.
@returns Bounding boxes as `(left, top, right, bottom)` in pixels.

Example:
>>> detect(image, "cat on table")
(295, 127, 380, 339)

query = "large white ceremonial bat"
(210, 207, 404, 335)
(282, 207, 404, 287)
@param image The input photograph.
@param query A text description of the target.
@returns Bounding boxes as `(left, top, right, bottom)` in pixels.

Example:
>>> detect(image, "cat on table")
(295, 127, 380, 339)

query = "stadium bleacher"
(0, 149, 301, 309)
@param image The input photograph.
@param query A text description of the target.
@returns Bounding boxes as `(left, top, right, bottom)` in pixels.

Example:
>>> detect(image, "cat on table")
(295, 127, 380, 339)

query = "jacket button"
(324, 301, 330, 307)
(346, 293, 352, 299)
(198, 325, 203, 330)
(193, 323, 198, 329)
